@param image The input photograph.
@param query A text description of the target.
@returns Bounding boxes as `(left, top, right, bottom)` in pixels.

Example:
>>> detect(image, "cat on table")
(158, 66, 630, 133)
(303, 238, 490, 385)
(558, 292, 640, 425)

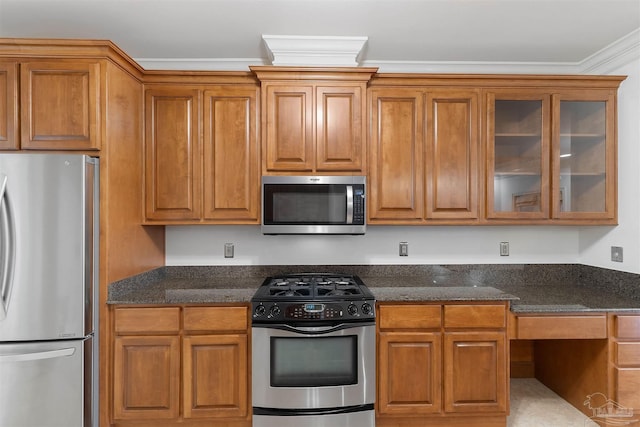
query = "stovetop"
(251, 273, 375, 323)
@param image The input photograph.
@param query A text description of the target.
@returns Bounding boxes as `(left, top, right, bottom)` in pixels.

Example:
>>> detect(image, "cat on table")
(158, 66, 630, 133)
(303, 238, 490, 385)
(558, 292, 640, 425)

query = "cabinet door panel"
(264, 84, 313, 171)
(615, 368, 640, 412)
(316, 85, 364, 171)
(183, 334, 248, 418)
(0, 62, 18, 150)
(21, 61, 100, 150)
(552, 91, 616, 220)
(444, 332, 507, 413)
(369, 89, 424, 221)
(486, 91, 550, 219)
(113, 336, 180, 420)
(145, 88, 201, 220)
(426, 90, 479, 219)
(378, 331, 441, 415)
(203, 86, 259, 222)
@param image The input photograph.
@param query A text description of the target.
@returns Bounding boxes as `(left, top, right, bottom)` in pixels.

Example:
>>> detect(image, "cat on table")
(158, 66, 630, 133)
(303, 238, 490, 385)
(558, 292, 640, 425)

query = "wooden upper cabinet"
(0, 62, 18, 150)
(426, 90, 479, 220)
(552, 91, 616, 222)
(369, 88, 424, 222)
(203, 86, 260, 222)
(263, 83, 314, 172)
(252, 66, 376, 175)
(486, 91, 551, 220)
(369, 88, 479, 223)
(145, 88, 201, 220)
(21, 61, 101, 150)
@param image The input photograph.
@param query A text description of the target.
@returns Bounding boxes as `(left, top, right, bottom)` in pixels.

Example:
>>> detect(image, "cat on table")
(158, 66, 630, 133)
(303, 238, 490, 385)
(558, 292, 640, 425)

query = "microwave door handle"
(346, 185, 354, 224)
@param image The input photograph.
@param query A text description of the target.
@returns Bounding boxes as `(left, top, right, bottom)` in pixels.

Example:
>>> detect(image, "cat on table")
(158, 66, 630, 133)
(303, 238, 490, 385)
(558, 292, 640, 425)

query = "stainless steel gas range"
(251, 273, 375, 427)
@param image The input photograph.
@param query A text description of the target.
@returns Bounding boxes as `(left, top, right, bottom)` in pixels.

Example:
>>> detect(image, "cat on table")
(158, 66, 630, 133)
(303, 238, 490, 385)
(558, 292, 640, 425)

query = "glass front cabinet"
(486, 89, 616, 223)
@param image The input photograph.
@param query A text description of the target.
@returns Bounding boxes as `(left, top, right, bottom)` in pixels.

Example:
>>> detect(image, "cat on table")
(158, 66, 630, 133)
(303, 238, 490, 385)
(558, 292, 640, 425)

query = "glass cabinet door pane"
(492, 100, 544, 214)
(558, 101, 606, 213)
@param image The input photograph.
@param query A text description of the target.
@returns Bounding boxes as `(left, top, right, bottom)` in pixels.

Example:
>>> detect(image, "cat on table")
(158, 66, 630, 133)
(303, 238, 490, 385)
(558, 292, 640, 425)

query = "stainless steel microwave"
(262, 176, 366, 235)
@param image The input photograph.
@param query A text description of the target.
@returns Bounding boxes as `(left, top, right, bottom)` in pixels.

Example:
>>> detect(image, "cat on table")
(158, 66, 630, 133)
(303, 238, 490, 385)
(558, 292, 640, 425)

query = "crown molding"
(135, 29, 640, 74)
(262, 35, 368, 66)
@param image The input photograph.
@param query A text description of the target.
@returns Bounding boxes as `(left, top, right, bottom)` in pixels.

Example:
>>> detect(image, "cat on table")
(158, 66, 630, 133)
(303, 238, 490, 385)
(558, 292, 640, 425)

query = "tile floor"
(508, 378, 599, 427)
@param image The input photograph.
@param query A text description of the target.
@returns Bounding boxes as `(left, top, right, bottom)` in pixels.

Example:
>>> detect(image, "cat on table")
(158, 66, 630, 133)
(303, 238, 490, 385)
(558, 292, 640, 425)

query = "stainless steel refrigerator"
(0, 153, 99, 427)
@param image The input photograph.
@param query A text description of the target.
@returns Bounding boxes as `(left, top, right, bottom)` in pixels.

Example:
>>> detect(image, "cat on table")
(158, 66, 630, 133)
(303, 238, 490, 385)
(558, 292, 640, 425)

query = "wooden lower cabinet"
(112, 305, 250, 427)
(377, 303, 508, 427)
(611, 314, 640, 414)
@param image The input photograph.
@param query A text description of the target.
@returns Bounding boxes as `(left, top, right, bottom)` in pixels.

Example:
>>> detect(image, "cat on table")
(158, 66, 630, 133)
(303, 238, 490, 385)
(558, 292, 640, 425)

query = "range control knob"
(253, 304, 266, 317)
(347, 303, 358, 316)
(361, 303, 373, 315)
(269, 305, 281, 318)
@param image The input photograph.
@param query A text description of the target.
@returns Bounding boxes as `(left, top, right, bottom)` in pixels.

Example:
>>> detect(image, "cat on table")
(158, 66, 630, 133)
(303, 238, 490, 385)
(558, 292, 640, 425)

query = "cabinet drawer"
(615, 368, 640, 410)
(615, 316, 640, 339)
(378, 305, 442, 329)
(615, 342, 640, 366)
(516, 315, 607, 339)
(114, 307, 181, 335)
(444, 304, 506, 329)
(183, 306, 248, 332)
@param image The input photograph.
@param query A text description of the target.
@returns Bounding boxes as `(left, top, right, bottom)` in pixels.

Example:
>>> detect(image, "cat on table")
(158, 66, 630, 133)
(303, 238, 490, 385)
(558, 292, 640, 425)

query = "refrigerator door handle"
(0, 172, 16, 321)
(0, 347, 76, 363)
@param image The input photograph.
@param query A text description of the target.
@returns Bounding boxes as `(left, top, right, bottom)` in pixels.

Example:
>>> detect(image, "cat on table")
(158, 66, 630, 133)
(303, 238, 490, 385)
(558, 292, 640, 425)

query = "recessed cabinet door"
(486, 91, 550, 219)
(378, 331, 442, 415)
(263, 84, 313, 172)
(316, 85, 365, 172)
(444, 331, 507, 413)
(183, 334, 248, 419)
(203, 86, 259, 222)
(552, 91, 616, 220)
(0, 62, 18, 150)
(113, 335, 180, 420)
(425, 90, 479, 220)
(369, 88, 425, 222)
(145, 88, 201, 220)
(21, 61, 100, 150)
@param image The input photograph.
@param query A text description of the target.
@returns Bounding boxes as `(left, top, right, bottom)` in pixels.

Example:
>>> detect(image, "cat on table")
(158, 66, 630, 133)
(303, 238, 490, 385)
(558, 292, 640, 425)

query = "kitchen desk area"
(108, 264, 640, 427)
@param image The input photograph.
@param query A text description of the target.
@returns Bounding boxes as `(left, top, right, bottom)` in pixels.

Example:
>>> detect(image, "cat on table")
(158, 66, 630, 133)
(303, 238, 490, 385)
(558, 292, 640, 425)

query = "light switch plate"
(399, 242, 408, 256)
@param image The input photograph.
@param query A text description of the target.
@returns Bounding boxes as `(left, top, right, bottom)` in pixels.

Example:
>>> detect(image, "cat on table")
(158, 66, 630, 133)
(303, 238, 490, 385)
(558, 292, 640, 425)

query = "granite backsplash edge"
(108, 263, 640, 301)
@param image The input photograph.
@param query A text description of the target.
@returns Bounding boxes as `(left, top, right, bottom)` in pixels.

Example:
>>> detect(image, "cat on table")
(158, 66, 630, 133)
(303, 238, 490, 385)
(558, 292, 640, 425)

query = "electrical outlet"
(611, 246, 623, 262)
(224, 243, 234, 258)
(399, 242, 408, 256)
(500, 242, 509, 256)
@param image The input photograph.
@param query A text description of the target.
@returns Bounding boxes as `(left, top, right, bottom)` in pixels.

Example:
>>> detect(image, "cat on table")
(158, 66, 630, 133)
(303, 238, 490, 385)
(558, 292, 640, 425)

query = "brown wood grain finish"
(264, 84, 313, 171)
(0, 61, 18, 149)
(426, 90, 479, 219)
(145, 87, 202, 220)
(183, 334, 248, 418)
(551, 91, 617, 221)
(615, 315, 640, 338)
(114, 307, 181, 335)
(378, 303, 508, 422)
(21, 61, 100, 150)
(485, 91, 551, 220)
(369, 89, 425, 221)
(378, 332, 442, 415)
(316, 84, 365, 171)
(183, 306, 248, 332)
(516, 314, 607, 339)
(444, 304, 506, 329)
(113, 335, 181, 420)
(444, 332, 507, 413)
(614, 368, 640, 410)
(378, 304, 442, 330)
(615, 342, 640, 366)
(203, 86, 260, 222)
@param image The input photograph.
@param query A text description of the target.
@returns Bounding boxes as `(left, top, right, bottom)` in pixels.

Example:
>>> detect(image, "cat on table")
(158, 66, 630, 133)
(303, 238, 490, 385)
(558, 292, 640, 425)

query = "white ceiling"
(0, 0, 639, 69)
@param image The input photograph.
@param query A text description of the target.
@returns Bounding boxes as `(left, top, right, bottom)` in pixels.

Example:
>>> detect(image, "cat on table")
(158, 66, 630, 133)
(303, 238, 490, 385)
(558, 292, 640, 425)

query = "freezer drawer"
(0, 338, 93, 427)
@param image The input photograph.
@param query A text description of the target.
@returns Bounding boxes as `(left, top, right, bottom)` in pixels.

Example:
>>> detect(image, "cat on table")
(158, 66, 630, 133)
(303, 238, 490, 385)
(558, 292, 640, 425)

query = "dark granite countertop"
(107, 264, 640, 313)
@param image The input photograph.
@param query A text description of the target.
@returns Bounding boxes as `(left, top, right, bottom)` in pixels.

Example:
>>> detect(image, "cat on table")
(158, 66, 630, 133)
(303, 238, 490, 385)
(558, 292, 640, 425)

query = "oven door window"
(264, 184, 347, 225)
(270, 336, 358, 387)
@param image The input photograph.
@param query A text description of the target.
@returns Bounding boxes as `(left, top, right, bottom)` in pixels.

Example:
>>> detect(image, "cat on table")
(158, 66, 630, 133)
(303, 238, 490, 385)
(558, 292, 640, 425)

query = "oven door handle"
(255, 322, 375, 335)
